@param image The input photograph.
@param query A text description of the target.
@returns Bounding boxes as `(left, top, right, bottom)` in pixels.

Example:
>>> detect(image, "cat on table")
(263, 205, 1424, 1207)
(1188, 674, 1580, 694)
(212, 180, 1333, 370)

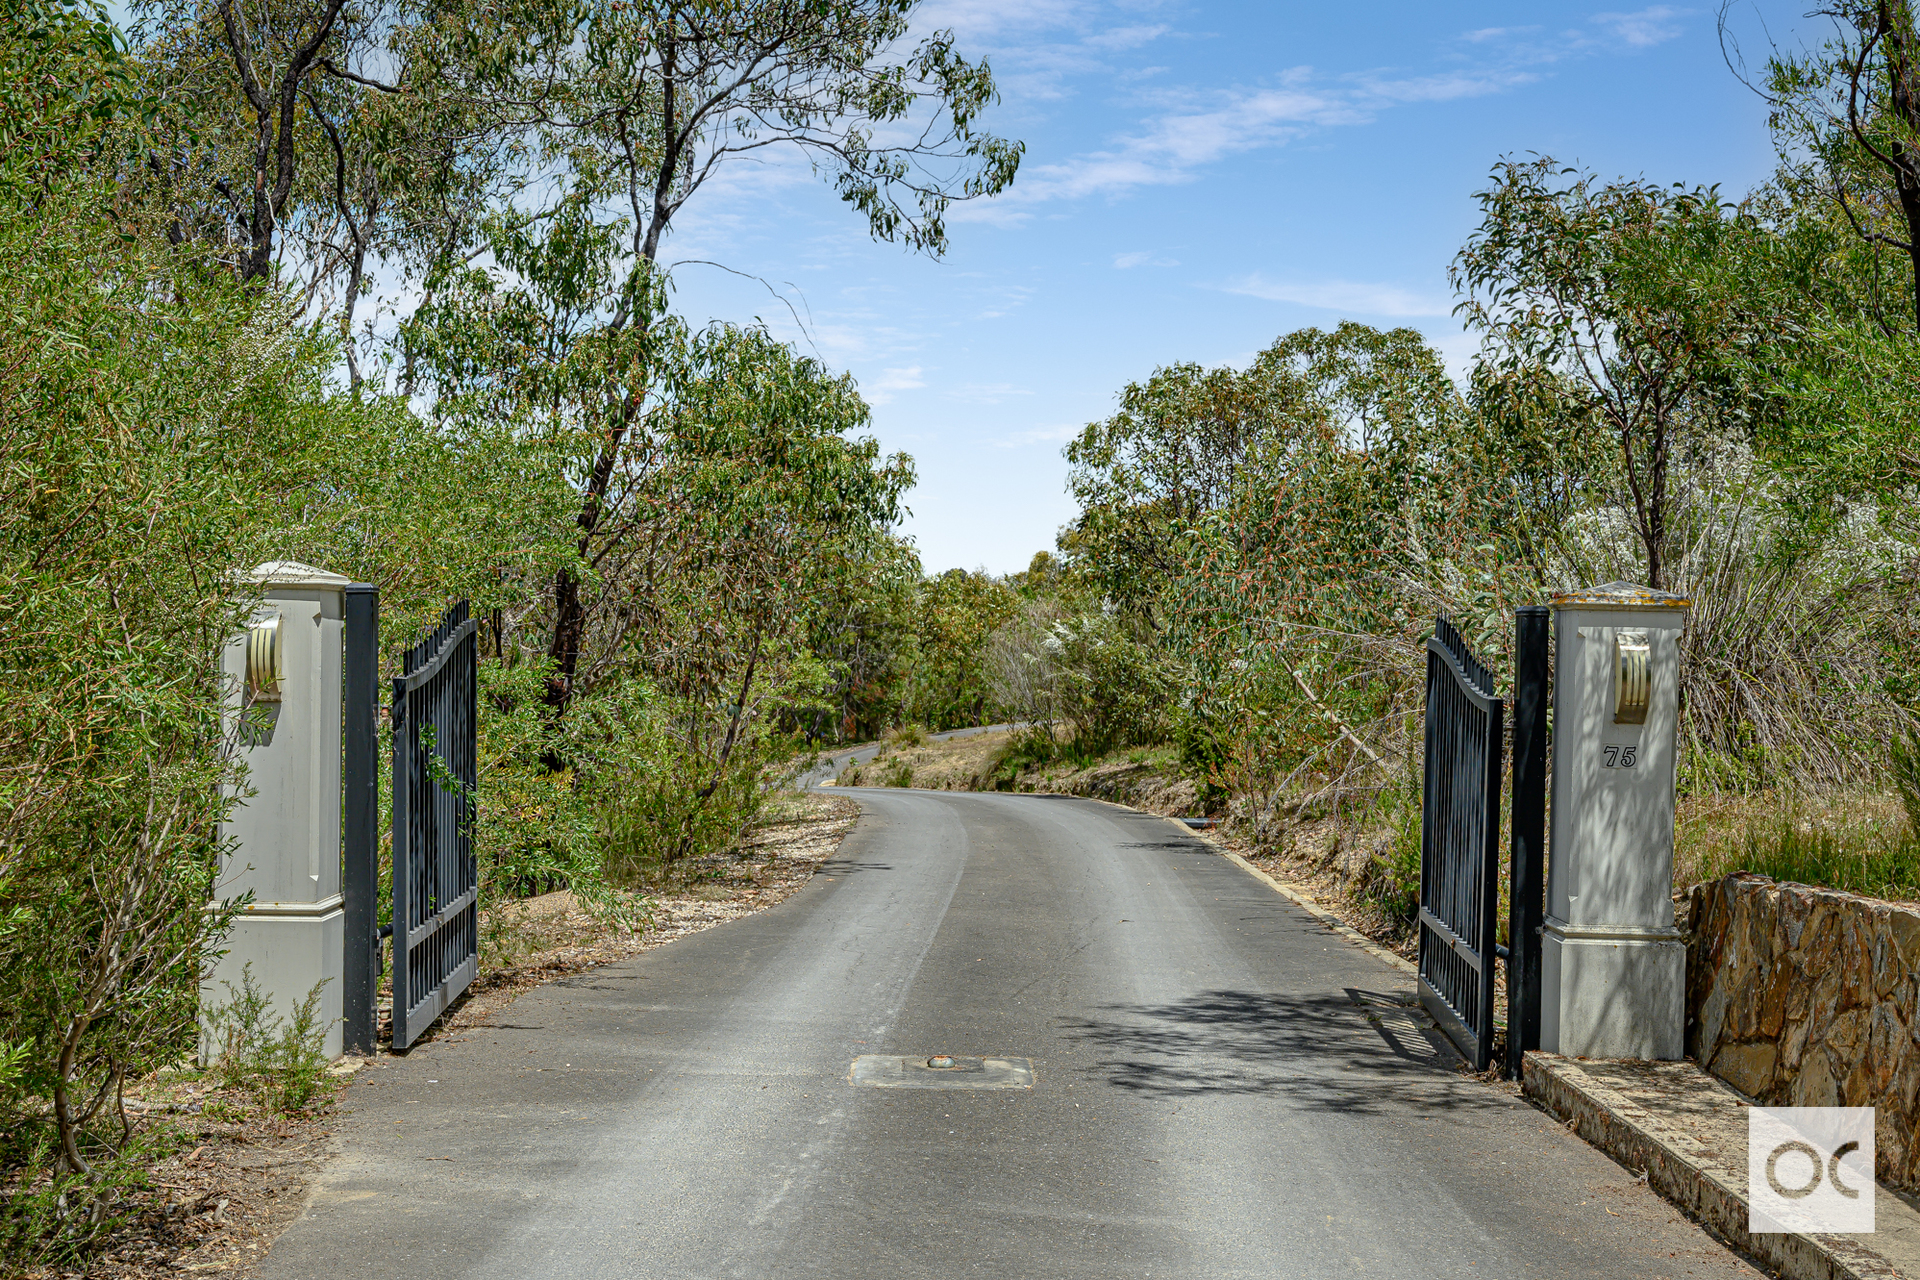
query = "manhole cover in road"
(848, 1055, 1034, 1090)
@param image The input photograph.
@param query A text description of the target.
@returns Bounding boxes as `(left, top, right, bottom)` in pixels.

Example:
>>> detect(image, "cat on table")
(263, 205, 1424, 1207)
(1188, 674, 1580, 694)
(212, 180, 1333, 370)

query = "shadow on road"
(1057, 987, 1503, 1114)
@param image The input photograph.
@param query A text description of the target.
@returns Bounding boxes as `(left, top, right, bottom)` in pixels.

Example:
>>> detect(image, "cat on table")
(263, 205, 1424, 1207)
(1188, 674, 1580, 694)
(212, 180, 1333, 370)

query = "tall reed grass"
(1676, 790, 1920, 900)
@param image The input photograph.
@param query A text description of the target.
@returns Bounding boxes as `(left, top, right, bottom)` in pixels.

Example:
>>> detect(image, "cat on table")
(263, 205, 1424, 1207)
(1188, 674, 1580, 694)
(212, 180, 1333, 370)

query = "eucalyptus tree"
(907, 568, 1019, 730)
(133, 0, 1019, 733)
(427, 0, 1023, 268)
(1741, 0, 1920, 331)
(803, 535, 921, 740)
(1067, 323, 1474, 837)
(1063, 360, 1283, 630)
(1452, 159, 1772, 590)
(577, 322, 916, 860)
(1723, 2, 1920, 501)
(399, 0, 1020, 719)
(135, 0, 370, 283)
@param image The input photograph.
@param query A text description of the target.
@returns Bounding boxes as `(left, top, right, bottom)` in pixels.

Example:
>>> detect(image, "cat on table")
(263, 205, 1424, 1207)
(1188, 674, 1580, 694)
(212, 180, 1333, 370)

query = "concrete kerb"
(1521, 1052, 1920, 1280)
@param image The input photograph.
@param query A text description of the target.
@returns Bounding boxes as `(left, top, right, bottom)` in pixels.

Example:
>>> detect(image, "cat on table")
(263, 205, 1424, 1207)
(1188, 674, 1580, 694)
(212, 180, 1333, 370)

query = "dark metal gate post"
(1505, 605, 1550, 1079)
(342, 584, 379, 1055)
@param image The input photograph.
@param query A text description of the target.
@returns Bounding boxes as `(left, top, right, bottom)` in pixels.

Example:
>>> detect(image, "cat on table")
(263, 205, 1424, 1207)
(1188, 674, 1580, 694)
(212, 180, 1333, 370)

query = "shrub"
(1890, 727, 1920, 837)
(0, 99, 337, 1242)
(1348, 787, 1423, 928)
(883, 722, 929, 749)
(594, 699, 773, 883)
(1046, 614, 1175, 755)
(205, 967, 335, 1115)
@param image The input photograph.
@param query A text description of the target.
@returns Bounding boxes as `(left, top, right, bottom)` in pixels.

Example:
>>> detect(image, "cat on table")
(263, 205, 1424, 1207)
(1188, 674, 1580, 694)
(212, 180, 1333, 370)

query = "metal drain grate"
(848, 1055, 1034, 1090)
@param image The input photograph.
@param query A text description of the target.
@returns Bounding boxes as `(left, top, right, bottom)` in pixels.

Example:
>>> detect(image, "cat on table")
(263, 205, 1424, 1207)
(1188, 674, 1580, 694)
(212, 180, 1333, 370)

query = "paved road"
(260, 790, 1756, 1279)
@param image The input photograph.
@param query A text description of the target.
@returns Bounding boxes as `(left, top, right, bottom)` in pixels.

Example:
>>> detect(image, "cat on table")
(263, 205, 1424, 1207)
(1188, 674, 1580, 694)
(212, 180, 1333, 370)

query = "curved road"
(259, 790, 1755, 1279)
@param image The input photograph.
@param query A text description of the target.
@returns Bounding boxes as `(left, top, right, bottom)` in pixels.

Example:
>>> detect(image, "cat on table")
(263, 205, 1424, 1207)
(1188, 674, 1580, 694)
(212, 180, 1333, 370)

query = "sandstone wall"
(1687, 873, 1920, 1188)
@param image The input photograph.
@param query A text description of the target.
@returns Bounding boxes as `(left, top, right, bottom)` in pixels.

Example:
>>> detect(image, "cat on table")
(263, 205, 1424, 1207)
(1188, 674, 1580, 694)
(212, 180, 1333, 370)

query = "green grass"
(1726, 819, 1920, 901)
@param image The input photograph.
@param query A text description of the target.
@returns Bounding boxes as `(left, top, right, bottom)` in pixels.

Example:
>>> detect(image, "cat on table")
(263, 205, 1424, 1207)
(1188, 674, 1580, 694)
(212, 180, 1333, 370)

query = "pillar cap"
(245, 561, 352, 590)
(1550, 580, 1692, 612)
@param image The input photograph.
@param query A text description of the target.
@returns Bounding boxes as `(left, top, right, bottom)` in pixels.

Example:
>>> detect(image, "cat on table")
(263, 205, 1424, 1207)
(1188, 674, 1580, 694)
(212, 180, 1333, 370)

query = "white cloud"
(871, 365, 927, 390)
(1351, 68, 1539, 104)
(1084, 23, 1169, 51)
(1455, 9, 1688, 62)
(912, 5, 1176, 102)
(1592, 6, 1689, 49)
(914, 0, 1092, 41)
(1462, 25, 1538, 44)
(1221, 274, 1454, 319)
(864, 365, 928, 405)
(955, 79, 1347, 218)
(1113, 250, 1178, 268)
(956, 64, 1537, 220)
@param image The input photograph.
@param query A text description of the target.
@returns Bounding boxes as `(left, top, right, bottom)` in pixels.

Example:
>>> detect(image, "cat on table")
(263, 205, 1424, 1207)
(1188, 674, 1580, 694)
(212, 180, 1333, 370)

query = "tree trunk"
(543, 42, 681, 730)
(1883, 3, 1920, 330)
(217, 0, 345, 284)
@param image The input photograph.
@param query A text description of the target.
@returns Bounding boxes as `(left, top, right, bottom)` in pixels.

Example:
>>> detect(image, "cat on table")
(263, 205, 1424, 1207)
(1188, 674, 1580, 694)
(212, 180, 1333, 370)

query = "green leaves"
(0, 0, 140, 194)
(1452, 158, 1781, 588)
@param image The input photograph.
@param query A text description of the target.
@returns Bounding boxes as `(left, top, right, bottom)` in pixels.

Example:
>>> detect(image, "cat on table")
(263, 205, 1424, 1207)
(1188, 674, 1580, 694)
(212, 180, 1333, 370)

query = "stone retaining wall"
(1687, 873, 1920, 1189)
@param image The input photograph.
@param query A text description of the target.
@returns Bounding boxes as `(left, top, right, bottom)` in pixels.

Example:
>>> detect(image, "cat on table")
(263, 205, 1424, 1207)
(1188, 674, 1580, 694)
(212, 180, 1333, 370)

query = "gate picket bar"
(389, 600, 479, 1051)
(1418, 617, 1505, 1072)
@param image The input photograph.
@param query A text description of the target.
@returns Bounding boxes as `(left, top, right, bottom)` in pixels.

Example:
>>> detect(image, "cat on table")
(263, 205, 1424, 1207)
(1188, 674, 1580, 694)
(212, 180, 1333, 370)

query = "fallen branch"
(1292, 669, 1397, 771)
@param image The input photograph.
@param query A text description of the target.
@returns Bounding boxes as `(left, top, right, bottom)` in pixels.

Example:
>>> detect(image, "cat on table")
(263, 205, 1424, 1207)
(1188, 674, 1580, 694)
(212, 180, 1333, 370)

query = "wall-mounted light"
(247, 612, 284, 703)
(1613, 630, 1650, 725)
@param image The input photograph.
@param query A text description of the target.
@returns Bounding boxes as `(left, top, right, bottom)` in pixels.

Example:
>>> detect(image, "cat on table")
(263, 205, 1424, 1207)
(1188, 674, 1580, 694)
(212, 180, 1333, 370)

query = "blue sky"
(660, 0, 1820, 575)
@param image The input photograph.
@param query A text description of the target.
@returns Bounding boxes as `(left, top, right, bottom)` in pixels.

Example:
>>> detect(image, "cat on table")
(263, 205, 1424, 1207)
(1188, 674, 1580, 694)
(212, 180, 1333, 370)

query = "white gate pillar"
(203, 561, 350, 1060)
(1540, 581, 1692, 1060)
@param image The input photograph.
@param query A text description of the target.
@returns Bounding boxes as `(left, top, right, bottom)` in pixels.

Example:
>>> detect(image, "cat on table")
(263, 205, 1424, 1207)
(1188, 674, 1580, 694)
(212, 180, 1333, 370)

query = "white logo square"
(1749, 1107, 1875, 1234)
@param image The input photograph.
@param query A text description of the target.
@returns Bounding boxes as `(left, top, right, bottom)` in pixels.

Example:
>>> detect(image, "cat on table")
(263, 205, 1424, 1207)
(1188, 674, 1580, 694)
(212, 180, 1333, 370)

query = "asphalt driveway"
(255, 790, 1756, 1279)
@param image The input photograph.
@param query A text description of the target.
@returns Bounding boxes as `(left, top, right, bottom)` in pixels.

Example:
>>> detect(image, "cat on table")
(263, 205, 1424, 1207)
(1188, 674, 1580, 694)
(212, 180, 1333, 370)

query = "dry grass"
(1673, 788, 1919, 901)
(11, 1072, 351, 1280)
(836, 731, 1209, 815)
(835, 730, 1015, 790)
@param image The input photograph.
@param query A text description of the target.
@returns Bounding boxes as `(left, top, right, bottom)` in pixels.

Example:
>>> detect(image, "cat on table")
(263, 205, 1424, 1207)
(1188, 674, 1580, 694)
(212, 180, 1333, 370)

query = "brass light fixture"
(246, 612, 284, 703)
(1613, 630, 1650, 725)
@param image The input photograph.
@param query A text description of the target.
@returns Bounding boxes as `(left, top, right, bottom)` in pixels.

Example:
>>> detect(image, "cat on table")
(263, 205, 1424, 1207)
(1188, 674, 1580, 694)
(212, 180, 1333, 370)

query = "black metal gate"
(1418, 617, 1505, 1072)
(389, 600, 478, 1050)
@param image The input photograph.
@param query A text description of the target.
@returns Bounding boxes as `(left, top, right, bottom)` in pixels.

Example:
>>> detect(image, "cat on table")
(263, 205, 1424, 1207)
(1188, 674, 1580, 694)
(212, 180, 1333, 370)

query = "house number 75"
(1602, 745, 1638, 769)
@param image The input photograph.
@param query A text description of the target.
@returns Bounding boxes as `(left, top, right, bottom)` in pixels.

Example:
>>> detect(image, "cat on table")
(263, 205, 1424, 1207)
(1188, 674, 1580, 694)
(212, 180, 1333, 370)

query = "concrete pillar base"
(1540, 918, 1685, 1060)
(201, 897, 345, 1062)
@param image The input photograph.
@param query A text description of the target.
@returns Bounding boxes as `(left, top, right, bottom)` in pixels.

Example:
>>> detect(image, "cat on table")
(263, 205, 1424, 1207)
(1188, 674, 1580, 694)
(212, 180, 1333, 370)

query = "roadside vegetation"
(15, 0, 1920, 1268)
(841, 11, 1920, 938)
(0, 0, 1020, 1264)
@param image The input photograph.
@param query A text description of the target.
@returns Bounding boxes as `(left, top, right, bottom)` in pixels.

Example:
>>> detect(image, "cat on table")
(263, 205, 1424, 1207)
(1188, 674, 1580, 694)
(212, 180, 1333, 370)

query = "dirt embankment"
(832, 729, 1202, 812)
